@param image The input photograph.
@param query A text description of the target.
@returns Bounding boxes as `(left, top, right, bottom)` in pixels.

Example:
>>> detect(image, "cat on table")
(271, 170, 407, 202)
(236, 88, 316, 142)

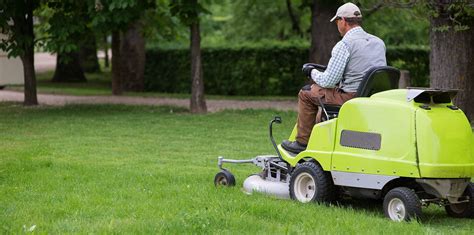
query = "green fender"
(279, 119, 337, 170)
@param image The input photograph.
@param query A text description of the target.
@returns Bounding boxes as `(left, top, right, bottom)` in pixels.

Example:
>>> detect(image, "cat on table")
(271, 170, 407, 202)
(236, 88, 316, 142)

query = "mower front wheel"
(289, 161, 335, 203)
(214, 170, 236, 187)
(445, 183, 474, 218)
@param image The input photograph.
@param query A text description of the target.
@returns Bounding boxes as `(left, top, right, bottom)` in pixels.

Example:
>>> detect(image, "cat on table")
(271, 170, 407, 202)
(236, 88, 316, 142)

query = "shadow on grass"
(333, 197, 472, 229)
(334, 198, 383, 217)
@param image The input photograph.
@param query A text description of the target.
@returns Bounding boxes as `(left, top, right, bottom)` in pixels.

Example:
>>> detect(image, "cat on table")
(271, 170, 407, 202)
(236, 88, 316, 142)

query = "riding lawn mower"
(214, 64, 474, 222)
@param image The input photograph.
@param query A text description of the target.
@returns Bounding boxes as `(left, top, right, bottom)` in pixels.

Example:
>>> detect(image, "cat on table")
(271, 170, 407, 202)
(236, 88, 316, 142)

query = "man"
(281, 2, 387, 153)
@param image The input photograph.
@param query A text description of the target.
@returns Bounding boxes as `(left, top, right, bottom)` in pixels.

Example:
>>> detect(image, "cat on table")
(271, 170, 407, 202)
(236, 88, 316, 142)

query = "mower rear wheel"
(289, 161, 335, 203)
(214, 170, 236, 187)
(445, 183, 474, 218)
(383, 187, 421, 222)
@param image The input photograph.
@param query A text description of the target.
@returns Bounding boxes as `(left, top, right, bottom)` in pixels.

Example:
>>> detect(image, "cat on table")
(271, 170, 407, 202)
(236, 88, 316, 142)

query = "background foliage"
(142, 0, 431, 96)
(145, 46, 429, 96)
(151, 0, 429, 49)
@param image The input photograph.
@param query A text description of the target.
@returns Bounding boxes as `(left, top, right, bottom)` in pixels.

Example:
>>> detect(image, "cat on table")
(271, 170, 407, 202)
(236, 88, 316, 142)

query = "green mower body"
(215, 87, 474, 221)
(279, 89, 474, 218)
(281, 89, 474, 179)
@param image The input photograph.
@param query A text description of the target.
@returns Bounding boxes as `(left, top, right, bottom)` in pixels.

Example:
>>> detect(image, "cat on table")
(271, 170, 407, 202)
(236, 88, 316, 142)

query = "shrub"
(144, 46, 429, 96)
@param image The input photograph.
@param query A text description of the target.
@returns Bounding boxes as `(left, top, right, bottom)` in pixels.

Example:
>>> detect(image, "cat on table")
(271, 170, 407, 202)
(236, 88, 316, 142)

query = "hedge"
(144, 46, 429, 96)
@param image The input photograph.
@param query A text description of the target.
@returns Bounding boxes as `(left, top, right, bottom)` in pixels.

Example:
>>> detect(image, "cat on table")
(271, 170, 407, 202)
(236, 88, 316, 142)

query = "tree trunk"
(19, 3, 38, 106)
(398, 70, 411, 88)
(111, 30, 122, 95)
(120, 20, 145, 92)
(309, 0, 342, 64)
(79, 28, 101, 73)
(430, 4, 474, 122)
(286, 0, 302, 37)
(104, 34, 109, 68)
(20, 50, 37, 106)
(190, 18, 207, 113)
(52, 51, 87, 82)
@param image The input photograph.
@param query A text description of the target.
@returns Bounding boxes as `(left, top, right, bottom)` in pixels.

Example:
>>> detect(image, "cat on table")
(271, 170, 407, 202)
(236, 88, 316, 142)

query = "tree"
(222, 0, 309, 42)
(38, 0, 89, 83)
(286, 0, 303, 37)
(92, 0, 154, 95)
(120, 20, 145, 91)
(52, 51, 87, 82)
(111, 30, 122, 95)
(307, 0, 343, 64)
(0, 0, 39, 105)
(189, 2, 207, 113)
(428, 1, 474, 122)
(79, 28, 101, 73)
(119, 0, 177, 92)
(46, 3, 101, 76)
(171, 0, 208, 113)
(102, 34, 109, 68)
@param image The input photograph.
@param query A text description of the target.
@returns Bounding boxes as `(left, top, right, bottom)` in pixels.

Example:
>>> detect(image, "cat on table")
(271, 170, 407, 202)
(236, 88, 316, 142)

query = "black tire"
(383, 187, 422, 221)
(289, 161, 336, 203)
(445, 183, 474, 218)
(214, 170, 235, 187)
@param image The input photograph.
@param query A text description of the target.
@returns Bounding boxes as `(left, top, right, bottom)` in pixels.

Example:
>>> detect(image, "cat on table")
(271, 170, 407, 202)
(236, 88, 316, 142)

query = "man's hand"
(302, 64, 315, 78)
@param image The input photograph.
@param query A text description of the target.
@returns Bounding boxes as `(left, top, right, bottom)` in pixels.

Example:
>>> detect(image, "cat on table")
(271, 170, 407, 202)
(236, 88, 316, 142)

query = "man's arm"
(311, 41, 350, 88)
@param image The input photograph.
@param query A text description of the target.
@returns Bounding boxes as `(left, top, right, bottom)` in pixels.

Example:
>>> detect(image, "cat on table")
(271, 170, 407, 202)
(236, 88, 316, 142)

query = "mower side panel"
(307, 119, 338, 154)
(331, 98, 420, 177)
(279, 119, 338, 170)
(416, 106, 474, 178)
(304, 119, 338, 170)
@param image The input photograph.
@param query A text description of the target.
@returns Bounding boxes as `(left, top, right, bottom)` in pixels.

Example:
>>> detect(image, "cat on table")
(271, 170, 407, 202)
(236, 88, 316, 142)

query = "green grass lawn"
(0, 103, 472, 233)
(6, 70, 295, 101)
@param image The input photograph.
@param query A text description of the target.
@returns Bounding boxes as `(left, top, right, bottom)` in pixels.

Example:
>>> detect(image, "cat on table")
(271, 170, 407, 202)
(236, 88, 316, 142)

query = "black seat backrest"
(356, 66, 400, 97)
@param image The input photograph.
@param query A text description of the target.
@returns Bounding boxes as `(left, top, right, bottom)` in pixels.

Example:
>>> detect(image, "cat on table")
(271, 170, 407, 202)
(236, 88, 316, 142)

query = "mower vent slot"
(340, 130, 381, 150)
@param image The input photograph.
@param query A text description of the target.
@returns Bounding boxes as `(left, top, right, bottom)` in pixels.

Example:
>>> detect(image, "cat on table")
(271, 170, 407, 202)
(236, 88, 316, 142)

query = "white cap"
(330, 2, 362, 22)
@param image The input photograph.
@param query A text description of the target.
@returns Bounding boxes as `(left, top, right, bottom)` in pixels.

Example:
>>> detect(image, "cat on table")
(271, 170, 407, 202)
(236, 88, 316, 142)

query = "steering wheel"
(302, 63, 327, 84)
(303, 63, 327, 75)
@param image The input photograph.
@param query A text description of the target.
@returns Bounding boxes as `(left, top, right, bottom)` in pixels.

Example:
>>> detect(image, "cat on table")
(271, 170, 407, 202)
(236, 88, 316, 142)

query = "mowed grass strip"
(0, 103, 472, 233)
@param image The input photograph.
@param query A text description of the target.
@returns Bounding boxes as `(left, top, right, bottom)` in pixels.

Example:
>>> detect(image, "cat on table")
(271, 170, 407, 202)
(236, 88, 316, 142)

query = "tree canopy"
(150, 0, 430, 49)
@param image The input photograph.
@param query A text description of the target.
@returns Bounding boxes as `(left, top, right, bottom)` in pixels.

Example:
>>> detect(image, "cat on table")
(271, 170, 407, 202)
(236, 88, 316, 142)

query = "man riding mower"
(214, 2, 474, 222)
(214, 65, 474, 222)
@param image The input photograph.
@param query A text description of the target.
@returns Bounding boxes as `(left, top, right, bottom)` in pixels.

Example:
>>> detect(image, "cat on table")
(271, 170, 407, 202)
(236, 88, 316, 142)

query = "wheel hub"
(217, 176, 228, 185)
(294, 172, 316, 203)
(388, 198, 406, 221)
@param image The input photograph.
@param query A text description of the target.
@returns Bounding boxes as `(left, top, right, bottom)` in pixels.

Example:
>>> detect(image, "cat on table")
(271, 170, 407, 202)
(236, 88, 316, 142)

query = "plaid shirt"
(311, 27, 364, 88)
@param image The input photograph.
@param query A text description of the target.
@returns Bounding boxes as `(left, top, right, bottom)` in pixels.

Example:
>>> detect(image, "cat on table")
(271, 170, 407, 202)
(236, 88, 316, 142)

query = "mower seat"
(322, 66, 400, 120)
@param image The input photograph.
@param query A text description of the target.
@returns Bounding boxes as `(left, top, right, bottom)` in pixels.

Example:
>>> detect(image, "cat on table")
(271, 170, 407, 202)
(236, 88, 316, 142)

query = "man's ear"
(341, 18, 348, 27)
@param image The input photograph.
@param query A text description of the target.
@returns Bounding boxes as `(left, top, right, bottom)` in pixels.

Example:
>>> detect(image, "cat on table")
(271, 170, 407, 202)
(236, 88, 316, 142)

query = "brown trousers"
(296, 84, 356, 144)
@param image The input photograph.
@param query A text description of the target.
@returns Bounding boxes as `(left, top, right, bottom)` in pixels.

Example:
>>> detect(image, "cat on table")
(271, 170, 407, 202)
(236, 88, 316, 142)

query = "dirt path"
(0, 90, 297, 113)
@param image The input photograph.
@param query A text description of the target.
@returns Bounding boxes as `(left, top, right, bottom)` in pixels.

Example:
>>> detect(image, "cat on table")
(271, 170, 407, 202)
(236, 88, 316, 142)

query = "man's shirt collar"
(343, 26, 363, 38)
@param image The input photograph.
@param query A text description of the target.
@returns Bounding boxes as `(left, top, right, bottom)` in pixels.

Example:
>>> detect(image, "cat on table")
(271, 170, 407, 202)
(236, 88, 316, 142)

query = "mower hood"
(411, 89, 474, 178)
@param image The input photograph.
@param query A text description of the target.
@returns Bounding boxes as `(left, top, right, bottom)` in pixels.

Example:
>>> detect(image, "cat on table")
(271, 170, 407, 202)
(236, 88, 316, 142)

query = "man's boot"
(281, 140, 307, 153)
